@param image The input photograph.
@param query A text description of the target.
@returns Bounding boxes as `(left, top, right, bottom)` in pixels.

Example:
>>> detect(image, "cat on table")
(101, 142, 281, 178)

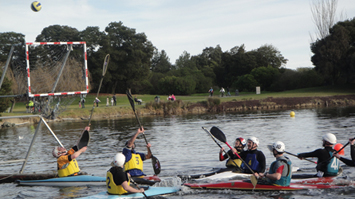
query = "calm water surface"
(1, 107, 355, 199)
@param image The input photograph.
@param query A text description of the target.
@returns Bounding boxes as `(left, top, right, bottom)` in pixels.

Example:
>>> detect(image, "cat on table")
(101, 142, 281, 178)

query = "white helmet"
(112, 153, 126, 167)
(52, 146, 66, 158)
(273, 141, 285, 153)
(52, 146, 60, 158)
(248, 136, 259, 146)
(322, 133, 337, 145)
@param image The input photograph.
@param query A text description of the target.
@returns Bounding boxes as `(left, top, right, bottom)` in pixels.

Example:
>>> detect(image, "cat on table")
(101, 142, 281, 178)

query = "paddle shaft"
(133, 109, 153, 156)
(87, 54, 110, 126)
(285, 151, 316, 164)
(224, 141, 257, 175)
(202, 127, 240, 168)
(130, 178, 148, 199)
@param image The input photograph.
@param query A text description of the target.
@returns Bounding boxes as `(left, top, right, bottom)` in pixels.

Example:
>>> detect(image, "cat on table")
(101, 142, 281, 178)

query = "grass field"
(1, 85, 355, 118)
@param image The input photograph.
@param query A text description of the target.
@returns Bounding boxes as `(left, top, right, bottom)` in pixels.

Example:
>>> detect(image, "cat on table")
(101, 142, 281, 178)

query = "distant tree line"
(0, 18, 354, 100)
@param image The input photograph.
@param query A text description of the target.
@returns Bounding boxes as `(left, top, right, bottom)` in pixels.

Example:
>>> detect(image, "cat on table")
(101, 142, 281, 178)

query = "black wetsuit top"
(339, 145, 355, 166)
(298, 146, 336, 174)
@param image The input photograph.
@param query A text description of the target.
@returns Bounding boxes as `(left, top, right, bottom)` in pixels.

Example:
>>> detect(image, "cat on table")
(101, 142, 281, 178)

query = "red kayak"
(184, 180, 348, 191)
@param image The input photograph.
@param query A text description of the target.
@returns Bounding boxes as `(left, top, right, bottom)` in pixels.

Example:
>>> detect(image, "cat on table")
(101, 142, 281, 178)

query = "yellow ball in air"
(290, 111, 295, 117)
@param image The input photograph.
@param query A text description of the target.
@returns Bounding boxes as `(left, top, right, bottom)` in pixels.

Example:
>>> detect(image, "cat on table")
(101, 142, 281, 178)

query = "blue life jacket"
(242, 153, 260, 172)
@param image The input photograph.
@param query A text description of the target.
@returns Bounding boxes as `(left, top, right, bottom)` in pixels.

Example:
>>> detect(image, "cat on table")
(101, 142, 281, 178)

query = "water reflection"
(0, 106, 355, 198)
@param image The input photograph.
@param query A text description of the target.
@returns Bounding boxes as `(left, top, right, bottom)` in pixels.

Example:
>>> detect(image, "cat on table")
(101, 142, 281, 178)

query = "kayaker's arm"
(121, 181, 144, 193)
(71, 146, 87, 160)
(145, 143, 152, 160)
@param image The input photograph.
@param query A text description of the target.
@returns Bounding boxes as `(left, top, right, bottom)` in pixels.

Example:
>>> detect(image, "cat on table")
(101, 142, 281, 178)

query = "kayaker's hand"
(231, 148, 237, 154)
(137, 127, 145, 134)
(146, 143, 151, 148)
(350, 138, 355, 145)
(334, 153, 341, 159)
(253, 173, 260, 178)
(139, 188, 145, 193)
(258, 173, 265, 178)
(220, 147, 224, 153)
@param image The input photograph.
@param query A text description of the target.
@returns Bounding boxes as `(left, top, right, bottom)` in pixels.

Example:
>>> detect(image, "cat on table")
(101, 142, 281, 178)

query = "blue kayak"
(78, 186, 180, 199)
(17, 175, 106, 186)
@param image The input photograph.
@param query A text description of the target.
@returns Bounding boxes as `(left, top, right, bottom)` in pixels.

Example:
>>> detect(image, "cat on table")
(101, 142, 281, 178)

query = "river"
(1, 106, 355, 199)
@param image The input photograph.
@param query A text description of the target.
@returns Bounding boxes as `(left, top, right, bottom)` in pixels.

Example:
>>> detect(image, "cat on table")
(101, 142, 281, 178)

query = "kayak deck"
(16, 175, 161, 187)
(184, 180, 348, 191)
(78, 186, 180, 199)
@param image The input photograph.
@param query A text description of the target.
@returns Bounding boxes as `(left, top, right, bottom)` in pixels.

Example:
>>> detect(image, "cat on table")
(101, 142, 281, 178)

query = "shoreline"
(1, 95, 355, 127)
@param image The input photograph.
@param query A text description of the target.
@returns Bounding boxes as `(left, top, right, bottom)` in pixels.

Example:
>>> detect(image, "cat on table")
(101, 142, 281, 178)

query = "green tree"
(151, 50, 172, 73)
(35, 25, 80, 41)
(0, 32, 25, 62)
(93, 21, 155, 94)
(311, 18, 354, 85)
(252, 44, 288, 68)
(251, 66, 280, 91)
(233, 74, 259, 92)
(158, 75, 196, 95)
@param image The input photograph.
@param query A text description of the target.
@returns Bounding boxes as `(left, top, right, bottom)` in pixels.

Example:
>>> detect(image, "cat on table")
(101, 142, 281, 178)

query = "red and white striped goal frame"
(25, 41, 89, 97)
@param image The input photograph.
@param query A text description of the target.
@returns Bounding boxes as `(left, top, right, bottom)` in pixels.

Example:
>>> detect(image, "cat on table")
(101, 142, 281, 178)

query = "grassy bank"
(1, 85, 355, 120)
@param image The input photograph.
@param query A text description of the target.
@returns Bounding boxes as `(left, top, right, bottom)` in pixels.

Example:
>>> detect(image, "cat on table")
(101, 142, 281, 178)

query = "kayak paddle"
(210, 126, 258, 188)
(87, 54, 110, 126)
(266, 144, 317, 164)
(202, 127, 241, 169)
(126, 90, 161, 175)
(76, 128, 90, 150)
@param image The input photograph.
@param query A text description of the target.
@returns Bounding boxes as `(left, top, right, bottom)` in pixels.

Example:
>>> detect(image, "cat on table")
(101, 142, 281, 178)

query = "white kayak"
(194, 166, 300, 182)
(78, 186, 180, 199)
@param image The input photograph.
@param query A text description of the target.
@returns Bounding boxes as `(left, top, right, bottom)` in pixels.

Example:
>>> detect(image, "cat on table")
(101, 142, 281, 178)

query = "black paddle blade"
(210, 126, 227, 143)
(126, 90, 136, 112)
(152, 156, 161, 175)
(77, 130, 90, 149)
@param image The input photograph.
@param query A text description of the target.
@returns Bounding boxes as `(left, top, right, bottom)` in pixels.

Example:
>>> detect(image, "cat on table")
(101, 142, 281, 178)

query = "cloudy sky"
(1, 0, 355, 69)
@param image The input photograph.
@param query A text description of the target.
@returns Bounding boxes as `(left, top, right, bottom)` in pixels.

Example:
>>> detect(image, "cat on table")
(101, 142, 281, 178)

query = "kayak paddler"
(52, 126, 89, 177)
(106, 153, 144, 195)
(297, 133, 340, 177)
(255, 141, 292, 186)
(239, 136, 266, 174)
(334, 138, 355, 166)
(219, 137, 246, 171)
(123, 127, 152, 177)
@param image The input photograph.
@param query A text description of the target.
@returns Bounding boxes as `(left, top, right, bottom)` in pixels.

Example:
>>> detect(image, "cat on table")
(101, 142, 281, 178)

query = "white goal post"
(25, 41, 89, 97)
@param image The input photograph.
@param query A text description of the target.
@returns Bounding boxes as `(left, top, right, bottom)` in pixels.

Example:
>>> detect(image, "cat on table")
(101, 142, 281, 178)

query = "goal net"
(0, 41, 90, 118)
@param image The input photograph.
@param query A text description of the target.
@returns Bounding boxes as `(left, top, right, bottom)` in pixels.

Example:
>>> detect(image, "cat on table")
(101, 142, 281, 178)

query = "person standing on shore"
(113, 94, 117, 106)
(226, 87, 231, 97)
(208, 87, 214, 97)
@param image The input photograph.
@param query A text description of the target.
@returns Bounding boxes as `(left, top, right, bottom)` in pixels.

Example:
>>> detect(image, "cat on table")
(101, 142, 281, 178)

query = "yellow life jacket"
(226, 158, 243, 167)
(58, 159, 80, 177)
(106, 171, 130, 195)
(124, 153, 143, 172)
